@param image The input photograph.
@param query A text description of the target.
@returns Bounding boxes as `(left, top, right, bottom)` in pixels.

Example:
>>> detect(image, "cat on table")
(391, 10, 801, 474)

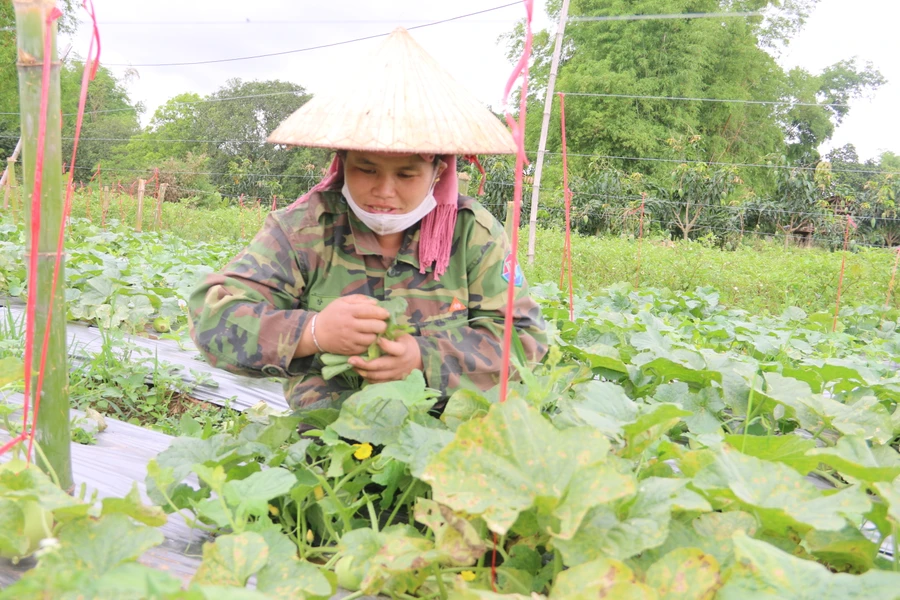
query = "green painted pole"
(15, 0, 72, 490)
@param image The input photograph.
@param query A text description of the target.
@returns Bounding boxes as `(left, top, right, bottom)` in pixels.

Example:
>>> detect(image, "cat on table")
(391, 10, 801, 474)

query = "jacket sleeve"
(415, 215, 548, 395)
(188, 213, 314, 378)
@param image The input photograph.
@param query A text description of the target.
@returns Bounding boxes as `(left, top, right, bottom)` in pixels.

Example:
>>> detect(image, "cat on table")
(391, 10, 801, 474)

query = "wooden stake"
(135, 178, 146, 232)
(457, 172, 471, 197)
(154, 183, 168, 230)
(4, 157, 15, 211)
(635, 193, 646, 289)
(238, 194, 245, 240)
(832, 216, 854, 332)
(0, 139, 22, 190)
(100, 185, 109, 227)
(526, 0, 571, 265)
(886, 247, 900, 309)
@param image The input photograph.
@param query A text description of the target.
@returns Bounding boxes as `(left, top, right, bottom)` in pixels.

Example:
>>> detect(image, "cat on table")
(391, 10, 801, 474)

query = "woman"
(188, 28, 547, 419)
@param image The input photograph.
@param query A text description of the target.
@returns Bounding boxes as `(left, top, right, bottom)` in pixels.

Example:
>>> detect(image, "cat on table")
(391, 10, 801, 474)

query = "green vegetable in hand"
(320, 297, 414, 381)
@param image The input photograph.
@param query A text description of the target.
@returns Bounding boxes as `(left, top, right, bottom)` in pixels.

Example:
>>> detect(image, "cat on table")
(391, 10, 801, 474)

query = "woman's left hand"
(348, 334, 423, 383)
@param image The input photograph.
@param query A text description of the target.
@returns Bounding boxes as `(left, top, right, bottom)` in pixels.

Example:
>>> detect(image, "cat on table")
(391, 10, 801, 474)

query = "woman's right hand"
(311, 295, 389, 356)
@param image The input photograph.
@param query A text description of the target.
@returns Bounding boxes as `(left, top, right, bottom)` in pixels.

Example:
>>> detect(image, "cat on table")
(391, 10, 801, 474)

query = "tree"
(0, 1, 81, 160)
(506, 0, 884, 200)
(124, 79, 330, 200)
(59, 60, 142, 179)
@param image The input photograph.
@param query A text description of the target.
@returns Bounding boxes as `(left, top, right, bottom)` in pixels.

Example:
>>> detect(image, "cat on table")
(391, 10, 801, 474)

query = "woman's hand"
(297, 295, 389, 357)
(348, 334, 423, 383)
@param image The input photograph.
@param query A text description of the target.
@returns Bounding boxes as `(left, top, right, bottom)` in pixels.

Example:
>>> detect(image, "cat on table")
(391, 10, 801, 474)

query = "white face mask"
(342, 181, 437, 236)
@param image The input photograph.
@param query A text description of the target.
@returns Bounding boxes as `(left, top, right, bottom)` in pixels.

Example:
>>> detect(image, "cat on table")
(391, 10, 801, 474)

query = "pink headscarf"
(293, 153, 467, 280)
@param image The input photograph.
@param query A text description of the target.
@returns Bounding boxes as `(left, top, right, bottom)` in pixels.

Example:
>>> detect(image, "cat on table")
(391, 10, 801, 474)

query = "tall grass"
(58, 190, 900, 315)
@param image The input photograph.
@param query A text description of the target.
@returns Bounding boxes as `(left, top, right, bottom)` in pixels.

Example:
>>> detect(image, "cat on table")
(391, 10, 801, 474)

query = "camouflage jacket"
(188, 190, 548, 413)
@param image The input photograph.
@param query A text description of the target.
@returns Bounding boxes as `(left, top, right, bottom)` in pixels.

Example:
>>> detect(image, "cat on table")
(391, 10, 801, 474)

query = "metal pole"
(526, 0, 571, 264)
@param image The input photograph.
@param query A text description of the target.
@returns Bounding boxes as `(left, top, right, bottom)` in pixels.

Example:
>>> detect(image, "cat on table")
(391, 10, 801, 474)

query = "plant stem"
(432, 564, 448, 600)
(385, 482, 417, 528)
(314, 474, 354, 533)
(366, 497, 379, 532)
(742, 375, 756, 449)
(893, 522, 899, 572)
(14, 0, 72, 490)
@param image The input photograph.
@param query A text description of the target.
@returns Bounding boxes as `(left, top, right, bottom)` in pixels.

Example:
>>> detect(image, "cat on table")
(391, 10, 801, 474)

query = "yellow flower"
(353, 443, 373, 460)
(460, 570, 477, 582)
(268, 504, 280, 517)
(313, 485, 325, 501)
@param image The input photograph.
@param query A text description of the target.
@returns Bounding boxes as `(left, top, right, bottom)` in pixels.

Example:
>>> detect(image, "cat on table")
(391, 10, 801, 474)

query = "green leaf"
(256, 559, 334, 600)
(240, 415, 303, 449)
(0, 356, 23, 387)
(81, 275, 114, 305)
(622, 403, 692, 458)
(554, 477, 710, 565)
(756, 373, 821, 430)
(148, 434, 248, 501)
(88, 563, 184, 599)
(41, 515, 164, 575)
(693, 446, 871, 534)
(0, 499, 27, 558)
(421, 398, 611, 535)
(641, 356, 721, 388)
(188, 586, 272, 600)
(808, 436, 900, 482)
(222, 468, 297, 517)
(383, 420, 455, 479)
(553, 461, 637, 539)
(717, 533, 900, 599)
(817, 395, 894, 445)
(646, 547, 721, 600)
(0, 464, 83, 513)
(641, 512, 759, 571)
(192, 532, 269, 586)
(339, 526, 434, 595)
(328, 371, 440, 445)
(724, 434, 818, 475)
(657, 383, 725, 435)
(100, 483, 167, 526)
(553, 380, 638, 438)
(548, 556, 657, 600)
(569, 342, 629, 373)
(873, 478, 900, 523)
(802, 525, 879, 573)
(414, 499, 486, 566)
(441, 389, 493, 430)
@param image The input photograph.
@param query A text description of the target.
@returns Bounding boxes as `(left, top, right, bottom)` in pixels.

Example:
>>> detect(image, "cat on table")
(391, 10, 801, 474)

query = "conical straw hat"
(267, 28, 516, 155)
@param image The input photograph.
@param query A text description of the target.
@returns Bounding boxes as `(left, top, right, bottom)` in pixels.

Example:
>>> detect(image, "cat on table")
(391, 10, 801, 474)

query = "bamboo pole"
(135, 178, 146, 232)
(154, 182, 167, 230)
(526, 0, 571, 264)
(14, 0, 72, 489)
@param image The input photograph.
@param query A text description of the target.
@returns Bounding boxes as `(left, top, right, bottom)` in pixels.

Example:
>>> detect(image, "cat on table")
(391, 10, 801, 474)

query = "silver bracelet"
(310, 313, 325, 354)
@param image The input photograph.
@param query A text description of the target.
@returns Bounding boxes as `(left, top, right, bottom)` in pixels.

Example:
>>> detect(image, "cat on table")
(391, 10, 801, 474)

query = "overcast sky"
(63, 0, 898, 161)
